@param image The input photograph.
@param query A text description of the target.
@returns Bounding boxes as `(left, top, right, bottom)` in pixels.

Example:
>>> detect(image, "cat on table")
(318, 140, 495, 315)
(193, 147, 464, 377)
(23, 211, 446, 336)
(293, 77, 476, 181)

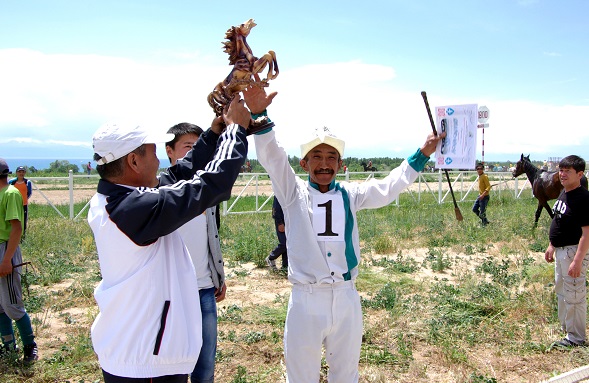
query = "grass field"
(1, 193, 588, 383)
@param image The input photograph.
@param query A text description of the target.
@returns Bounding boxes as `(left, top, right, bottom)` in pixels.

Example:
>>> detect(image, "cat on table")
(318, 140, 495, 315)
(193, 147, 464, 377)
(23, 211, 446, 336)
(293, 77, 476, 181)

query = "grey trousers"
(555, 245, 589, 344)
(0, 242, 26, 320)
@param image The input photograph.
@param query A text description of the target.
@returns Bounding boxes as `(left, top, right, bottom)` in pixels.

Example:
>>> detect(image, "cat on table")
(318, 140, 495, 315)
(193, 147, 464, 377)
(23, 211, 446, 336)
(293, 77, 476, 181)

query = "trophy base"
(247, 117, 275, 136)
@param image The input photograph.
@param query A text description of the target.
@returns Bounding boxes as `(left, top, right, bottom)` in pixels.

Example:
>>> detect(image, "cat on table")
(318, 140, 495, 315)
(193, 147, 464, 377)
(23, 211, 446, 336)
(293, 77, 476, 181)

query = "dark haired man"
(545, 155, 589, 349)
(165, 120, 226, 383)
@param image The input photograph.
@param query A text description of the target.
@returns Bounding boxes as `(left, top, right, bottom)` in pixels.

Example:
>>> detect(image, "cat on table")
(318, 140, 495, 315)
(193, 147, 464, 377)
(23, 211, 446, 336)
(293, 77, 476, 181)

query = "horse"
(207, 19, 279, 116)
(512, 154, 588, 226)
(361, 162, 377, 172)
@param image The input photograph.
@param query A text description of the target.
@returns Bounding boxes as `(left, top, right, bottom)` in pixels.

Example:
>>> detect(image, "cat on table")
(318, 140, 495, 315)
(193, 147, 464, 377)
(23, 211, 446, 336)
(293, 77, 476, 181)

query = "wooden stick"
(421, 91, 463, 221)
(12, 262, 32, 268)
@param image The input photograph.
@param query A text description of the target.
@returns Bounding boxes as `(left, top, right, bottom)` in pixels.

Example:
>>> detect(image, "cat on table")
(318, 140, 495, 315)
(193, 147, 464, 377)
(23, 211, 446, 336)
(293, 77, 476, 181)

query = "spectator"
(8, 166, 32, 239)
(266, 195, 288, 271)
(165, 120, 226, 383)
(0, 159, 38, 363)
(472, 163, 491, 226)
(87, 95, 251, 382)
(86, 161, 92, 175)
(545, 155, 589, 349)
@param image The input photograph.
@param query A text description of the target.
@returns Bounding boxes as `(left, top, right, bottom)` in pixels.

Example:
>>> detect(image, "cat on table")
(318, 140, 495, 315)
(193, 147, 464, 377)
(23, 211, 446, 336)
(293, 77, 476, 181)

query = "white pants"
(555, 245, 589, 344)
(284, 280, 362, 383)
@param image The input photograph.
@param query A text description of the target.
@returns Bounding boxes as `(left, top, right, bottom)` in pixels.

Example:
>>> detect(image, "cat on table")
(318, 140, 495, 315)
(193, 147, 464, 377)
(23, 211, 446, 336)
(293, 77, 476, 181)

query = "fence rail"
(27, 170, 534, 220)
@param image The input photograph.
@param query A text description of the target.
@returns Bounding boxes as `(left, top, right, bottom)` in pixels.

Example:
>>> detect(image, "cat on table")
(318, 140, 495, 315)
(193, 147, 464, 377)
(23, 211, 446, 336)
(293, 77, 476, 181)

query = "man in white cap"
(88, 96, 252, 383)
(244, 85, 443, 382)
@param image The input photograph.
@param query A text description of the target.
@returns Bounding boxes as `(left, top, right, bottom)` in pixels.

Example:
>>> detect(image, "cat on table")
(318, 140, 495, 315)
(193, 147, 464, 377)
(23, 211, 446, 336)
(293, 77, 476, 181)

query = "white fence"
(28, 170, 533, 220)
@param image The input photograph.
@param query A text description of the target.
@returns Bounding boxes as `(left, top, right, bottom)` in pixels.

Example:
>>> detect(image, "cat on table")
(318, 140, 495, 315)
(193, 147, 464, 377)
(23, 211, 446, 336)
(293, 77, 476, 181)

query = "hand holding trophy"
(207, 19, 278, 134)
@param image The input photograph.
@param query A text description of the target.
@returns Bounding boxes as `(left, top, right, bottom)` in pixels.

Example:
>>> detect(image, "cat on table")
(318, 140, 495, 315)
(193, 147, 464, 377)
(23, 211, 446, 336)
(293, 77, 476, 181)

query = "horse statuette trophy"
(207, 19, 279, 135)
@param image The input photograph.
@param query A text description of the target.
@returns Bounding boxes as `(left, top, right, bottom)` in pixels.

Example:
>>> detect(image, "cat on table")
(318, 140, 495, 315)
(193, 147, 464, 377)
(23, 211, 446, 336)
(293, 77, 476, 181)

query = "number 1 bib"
(312, 194, 345, 242)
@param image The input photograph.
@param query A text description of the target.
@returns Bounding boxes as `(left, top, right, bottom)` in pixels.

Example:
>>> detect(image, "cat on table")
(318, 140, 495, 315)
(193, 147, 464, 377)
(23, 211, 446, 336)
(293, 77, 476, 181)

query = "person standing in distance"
(266, 195, 288, 271)
(8, 166, 33, 239)
(472, 163, 491, 226)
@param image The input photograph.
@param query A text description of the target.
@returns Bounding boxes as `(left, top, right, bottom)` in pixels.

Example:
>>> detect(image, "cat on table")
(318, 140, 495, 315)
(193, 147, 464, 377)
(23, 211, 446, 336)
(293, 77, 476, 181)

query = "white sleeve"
(254, 130, 302, 207)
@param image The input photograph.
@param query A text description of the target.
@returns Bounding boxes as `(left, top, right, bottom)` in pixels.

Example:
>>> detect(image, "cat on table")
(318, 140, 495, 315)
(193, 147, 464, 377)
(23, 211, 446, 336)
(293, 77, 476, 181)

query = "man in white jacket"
(244, 84, 443, 382)
(88, 96, 251, 383)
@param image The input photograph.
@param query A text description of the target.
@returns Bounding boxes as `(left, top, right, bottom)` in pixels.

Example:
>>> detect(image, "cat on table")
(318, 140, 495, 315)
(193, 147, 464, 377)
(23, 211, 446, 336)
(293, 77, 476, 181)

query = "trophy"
(207, 19, 279, 135)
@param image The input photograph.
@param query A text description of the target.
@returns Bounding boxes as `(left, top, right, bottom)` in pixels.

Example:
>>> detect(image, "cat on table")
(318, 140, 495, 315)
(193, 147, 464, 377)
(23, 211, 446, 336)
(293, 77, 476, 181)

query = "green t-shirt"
(0, 185, 24, 243)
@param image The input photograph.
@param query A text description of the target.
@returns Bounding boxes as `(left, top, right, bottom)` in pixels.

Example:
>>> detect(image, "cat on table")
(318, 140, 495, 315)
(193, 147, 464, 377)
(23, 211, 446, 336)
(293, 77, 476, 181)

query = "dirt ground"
(33, 245, 568, 383)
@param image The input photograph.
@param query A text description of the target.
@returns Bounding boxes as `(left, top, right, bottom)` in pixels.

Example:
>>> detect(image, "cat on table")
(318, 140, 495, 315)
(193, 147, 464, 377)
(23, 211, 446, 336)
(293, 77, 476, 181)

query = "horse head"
(223, 19, 257, 64)
(512, 154, 525, 178)
(236, 18, 256, 37)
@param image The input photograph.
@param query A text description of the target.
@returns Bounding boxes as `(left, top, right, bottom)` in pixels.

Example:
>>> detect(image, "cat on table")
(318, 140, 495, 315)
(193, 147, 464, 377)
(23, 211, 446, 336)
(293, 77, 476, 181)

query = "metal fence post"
(69, 170, 74, 219)
(438, 170, 442, 204)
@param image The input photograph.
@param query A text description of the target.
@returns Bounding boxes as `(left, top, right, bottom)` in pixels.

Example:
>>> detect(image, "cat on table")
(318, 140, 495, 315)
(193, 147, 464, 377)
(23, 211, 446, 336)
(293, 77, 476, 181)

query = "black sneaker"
(23, 342, 38, 363)
(550, 338, 584, 350)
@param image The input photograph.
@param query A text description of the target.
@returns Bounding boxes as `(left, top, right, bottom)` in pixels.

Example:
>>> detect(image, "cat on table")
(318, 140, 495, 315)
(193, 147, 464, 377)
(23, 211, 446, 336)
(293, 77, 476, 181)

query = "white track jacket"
(88, 124, 247, 378)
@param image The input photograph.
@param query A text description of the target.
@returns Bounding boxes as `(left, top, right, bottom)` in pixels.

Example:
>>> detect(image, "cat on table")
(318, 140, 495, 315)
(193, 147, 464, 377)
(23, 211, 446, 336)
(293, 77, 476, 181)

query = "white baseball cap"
(300, 126, 345, 159)
(93, 123, 174, 165)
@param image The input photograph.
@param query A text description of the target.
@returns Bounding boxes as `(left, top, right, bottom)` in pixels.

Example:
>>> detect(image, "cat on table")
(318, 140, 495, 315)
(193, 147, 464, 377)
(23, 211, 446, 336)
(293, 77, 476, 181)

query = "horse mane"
(223, 27, 240, 64)
(222, 19, 255, 65)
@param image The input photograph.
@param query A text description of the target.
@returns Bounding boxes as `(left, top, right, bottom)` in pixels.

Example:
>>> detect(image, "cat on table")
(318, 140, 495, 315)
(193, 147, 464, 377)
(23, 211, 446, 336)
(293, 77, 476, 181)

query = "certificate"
(434, 104, 478, 170)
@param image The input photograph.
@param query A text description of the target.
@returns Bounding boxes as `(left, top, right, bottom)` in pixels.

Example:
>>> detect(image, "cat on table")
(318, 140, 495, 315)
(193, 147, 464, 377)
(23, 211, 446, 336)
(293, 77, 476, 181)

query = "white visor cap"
(93, 122, 174, 165)
(300, 127, 345, 159)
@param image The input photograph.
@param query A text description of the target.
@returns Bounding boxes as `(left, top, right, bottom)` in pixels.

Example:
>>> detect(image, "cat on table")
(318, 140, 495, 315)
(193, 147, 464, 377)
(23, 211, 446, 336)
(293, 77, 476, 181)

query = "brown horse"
(361, 162, 377, 172)
(512, 154, 588, 226)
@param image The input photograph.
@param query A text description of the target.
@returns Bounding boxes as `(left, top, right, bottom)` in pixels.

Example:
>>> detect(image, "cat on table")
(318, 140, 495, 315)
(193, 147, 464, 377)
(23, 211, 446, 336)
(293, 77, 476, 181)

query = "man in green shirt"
(0, 158, 37, 363)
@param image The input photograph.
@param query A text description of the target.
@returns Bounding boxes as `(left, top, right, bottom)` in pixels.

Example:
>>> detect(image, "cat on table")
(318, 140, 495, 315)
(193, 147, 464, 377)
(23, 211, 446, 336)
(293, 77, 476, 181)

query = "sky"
(0, 0, 588, 166)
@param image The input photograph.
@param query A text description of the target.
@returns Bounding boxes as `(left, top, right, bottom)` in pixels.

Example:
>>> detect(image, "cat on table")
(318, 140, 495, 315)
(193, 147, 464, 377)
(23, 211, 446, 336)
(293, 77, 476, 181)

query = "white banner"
(434, 104, 478, 170)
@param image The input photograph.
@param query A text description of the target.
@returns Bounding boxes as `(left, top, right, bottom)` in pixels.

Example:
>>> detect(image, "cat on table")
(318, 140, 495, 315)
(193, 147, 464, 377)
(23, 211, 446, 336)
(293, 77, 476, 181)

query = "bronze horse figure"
(207, 19, 278, 117)
(512, 154, 588, 226)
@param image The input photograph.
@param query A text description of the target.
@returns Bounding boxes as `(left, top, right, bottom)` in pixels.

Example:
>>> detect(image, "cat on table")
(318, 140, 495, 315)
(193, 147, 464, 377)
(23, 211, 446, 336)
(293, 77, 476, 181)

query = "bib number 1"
(312, 195, 345, 242)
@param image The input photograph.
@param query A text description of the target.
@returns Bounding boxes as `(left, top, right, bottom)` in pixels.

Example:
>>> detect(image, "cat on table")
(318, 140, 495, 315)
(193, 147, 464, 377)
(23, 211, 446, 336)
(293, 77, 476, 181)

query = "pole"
(482, 127, 485, 165)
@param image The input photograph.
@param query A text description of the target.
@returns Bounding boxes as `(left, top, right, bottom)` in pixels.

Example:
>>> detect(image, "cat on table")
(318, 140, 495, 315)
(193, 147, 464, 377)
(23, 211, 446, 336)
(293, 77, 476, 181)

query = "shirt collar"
(308, 177, 336, 192)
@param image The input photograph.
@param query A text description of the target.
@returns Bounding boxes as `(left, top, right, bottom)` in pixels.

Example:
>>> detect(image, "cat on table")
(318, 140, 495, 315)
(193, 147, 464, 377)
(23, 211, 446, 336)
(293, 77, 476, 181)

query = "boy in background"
(473, 163, 491, 226)
(165, 120, 227, 383)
